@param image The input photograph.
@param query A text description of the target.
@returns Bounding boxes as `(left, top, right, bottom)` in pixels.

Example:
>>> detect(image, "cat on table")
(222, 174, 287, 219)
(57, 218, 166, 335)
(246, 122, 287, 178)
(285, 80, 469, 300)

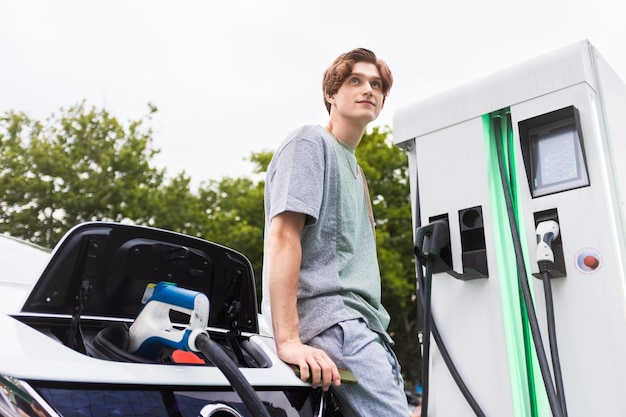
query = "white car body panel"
(1, 314, 305, 388)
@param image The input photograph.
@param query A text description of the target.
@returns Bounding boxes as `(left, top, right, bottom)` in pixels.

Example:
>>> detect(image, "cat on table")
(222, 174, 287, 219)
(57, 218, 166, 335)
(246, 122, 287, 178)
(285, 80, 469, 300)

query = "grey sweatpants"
(308, 318, 411, 416)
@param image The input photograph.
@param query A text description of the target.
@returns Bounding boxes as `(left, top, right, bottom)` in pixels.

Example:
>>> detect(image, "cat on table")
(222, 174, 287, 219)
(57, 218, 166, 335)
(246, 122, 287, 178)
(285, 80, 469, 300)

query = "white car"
(0, 222, 336, 417)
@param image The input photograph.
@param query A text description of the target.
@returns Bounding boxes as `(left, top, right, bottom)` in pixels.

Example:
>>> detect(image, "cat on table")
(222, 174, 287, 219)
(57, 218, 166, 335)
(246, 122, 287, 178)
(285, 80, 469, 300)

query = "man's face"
(328, 62, 385, 125)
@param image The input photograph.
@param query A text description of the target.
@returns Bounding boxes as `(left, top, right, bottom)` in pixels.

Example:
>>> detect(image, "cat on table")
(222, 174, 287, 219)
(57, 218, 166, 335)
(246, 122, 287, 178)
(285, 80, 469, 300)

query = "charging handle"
(536, 220, 559, 272)
(533, 212, 566, 278)
(414, 219, 450, 262)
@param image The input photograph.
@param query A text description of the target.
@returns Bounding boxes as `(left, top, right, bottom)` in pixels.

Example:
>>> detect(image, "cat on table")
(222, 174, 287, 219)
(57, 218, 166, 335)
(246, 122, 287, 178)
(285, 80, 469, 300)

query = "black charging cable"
(541, 268, 568, 417)
(493, 114, 564, 417)
(536, 221, 568, 417)
(419, 255, 433, 417)
(414, 220, 487, 417)
(194, 332, 271, 417)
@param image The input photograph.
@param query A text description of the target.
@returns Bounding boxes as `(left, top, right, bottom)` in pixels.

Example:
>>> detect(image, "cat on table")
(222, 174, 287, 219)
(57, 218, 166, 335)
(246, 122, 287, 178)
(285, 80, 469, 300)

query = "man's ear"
(325, 92, 335, 105)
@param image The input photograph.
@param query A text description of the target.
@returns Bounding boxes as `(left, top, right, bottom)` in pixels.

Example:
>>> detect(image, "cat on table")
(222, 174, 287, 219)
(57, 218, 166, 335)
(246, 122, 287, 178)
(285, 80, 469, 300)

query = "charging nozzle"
(414, 219, 450, 262)
(536, 220, 560, 273)
(128, 282, 210, 358)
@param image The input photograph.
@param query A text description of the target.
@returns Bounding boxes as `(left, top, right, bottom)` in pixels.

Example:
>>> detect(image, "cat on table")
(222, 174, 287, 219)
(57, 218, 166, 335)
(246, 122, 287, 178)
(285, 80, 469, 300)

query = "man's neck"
(324, 120, 366, 150)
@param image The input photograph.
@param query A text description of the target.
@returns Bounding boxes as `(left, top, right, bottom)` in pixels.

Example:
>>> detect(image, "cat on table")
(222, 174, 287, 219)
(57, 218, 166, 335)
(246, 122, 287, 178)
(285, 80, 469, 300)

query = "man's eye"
(371, 80, 382, 89)
(349, 77, 360, 84)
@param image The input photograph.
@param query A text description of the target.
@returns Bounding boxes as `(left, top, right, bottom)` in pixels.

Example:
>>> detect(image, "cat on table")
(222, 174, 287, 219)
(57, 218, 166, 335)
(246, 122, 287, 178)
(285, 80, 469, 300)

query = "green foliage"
(147, 172, 208, 236)
(248, 151, 273, 175)
(0, 102, 164, 247)
(197, 177, 266, 283)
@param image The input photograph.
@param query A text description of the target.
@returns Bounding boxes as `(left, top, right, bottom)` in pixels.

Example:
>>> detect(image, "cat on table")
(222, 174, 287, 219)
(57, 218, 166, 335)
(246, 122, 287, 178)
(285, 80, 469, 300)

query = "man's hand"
(277, 339, 341, 391)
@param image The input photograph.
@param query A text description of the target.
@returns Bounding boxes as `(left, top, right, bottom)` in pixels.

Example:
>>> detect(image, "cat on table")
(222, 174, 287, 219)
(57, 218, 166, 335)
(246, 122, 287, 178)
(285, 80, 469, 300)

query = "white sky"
(1, 0, 624, 186)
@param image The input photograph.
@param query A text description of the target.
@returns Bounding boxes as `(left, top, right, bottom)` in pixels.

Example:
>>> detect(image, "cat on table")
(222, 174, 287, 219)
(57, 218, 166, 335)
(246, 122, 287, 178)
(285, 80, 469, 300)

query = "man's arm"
(266, 211, 341, 391)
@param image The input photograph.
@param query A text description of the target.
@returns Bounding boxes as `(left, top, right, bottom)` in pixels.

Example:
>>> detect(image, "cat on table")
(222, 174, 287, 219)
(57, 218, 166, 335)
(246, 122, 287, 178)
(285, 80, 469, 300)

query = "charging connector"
(536, 220, 560, 273)
(414, 219, 450, 262)
(533, 210, 566, 278)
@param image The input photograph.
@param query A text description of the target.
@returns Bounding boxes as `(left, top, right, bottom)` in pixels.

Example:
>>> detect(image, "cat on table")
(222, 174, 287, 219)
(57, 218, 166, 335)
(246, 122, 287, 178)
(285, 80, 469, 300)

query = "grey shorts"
(307, 318, 410, 416)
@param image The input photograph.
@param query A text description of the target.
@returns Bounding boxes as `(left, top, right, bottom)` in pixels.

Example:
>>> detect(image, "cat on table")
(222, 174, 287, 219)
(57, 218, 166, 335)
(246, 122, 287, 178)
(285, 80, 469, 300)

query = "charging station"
(393, 40, 626, 416)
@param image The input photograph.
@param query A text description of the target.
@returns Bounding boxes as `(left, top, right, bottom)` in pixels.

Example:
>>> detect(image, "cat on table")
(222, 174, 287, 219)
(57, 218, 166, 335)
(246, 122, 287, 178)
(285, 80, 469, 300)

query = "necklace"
(324, 127, 359, 179)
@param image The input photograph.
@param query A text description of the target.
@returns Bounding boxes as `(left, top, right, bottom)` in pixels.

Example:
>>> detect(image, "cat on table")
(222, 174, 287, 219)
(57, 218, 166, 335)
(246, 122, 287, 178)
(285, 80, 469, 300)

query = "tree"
(146, 171, 209, 237)
(196, 176, 266, 283)
(0, 102, 164, 247)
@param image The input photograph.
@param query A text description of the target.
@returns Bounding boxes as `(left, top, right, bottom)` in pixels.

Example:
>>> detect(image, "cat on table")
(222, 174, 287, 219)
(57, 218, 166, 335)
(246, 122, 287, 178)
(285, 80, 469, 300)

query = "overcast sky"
(1, 0, 624, 186)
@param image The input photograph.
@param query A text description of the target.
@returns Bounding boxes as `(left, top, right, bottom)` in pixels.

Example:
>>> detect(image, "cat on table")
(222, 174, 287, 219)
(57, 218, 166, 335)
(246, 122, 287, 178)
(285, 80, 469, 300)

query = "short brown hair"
(322, 48, 393, 114)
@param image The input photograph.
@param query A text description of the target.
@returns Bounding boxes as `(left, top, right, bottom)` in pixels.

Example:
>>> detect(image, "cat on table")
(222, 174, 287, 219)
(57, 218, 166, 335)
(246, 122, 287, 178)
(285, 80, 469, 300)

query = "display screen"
(530, 122, 589, 197)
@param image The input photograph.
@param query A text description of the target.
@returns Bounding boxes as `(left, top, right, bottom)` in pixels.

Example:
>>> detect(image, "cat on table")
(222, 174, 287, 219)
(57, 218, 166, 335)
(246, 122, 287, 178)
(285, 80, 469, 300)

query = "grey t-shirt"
(261, 124, 392, 344)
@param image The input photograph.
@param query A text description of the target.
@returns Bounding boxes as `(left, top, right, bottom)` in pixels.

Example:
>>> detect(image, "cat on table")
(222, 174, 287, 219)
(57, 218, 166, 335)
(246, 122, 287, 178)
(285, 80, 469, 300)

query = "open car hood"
(21, 222, 259, 333)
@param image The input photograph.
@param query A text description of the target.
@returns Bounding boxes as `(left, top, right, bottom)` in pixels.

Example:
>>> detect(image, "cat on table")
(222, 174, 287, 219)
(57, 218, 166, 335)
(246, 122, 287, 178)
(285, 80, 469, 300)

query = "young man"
(262, 48, 410, 416)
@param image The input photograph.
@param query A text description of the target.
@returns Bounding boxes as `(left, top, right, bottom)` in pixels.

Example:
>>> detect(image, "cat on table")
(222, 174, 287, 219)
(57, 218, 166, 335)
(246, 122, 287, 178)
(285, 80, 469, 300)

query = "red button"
(583, 255, 599, 269)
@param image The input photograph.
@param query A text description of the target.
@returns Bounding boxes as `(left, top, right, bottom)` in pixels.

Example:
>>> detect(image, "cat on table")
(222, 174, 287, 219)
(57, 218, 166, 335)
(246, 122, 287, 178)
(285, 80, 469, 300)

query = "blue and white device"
(128, 282, 210, 359)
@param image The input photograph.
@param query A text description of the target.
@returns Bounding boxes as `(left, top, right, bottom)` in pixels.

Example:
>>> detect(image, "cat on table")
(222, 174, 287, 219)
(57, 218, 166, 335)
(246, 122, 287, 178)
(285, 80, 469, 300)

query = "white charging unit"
(393, 40, 626, 416)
